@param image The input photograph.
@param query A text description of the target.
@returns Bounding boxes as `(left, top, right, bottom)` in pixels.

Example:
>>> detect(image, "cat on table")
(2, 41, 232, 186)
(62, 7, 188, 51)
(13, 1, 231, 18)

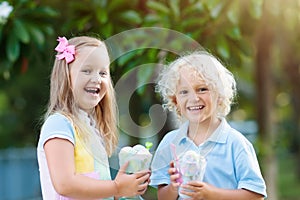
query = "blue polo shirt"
(150, 118, 267, 198)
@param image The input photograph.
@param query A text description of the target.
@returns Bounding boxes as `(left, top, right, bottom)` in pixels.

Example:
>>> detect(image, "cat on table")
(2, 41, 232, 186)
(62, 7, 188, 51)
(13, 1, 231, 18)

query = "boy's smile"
(187, 105, 205, 111)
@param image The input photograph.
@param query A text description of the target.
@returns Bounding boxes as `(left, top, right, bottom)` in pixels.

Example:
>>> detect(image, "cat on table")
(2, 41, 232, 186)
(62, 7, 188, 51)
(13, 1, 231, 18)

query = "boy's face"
(70, 45, 111, 113)
(174, 67, 218, 124)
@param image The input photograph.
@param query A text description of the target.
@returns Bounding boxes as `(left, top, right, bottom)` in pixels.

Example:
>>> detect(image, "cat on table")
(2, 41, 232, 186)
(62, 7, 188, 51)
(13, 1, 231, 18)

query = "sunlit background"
(0, 0, 300, 199)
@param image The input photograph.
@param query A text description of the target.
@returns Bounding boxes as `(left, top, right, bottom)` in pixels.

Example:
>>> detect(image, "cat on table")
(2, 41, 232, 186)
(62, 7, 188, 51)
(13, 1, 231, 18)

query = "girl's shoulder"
(45, 112, 72, 124)
(42, 112, 75, 134)
(38, 112, 76, 148)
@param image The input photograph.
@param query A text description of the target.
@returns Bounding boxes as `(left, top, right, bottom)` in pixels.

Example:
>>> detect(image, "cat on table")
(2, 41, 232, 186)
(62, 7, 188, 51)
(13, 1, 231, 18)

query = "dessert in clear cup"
(118, 143, 153, 200)
(118, 142, 153, 174)
(177, 150, 206, 199)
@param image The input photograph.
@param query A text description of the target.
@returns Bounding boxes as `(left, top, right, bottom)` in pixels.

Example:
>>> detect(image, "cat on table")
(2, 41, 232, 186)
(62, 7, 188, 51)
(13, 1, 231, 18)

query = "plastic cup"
(177, 150, 206, 199)
(118, 145, 152, 199)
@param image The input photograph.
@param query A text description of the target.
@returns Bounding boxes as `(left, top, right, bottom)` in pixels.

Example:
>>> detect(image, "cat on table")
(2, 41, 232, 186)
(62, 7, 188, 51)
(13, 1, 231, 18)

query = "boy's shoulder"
(226, 124, 254, 149)
(159, 121, 189, 146)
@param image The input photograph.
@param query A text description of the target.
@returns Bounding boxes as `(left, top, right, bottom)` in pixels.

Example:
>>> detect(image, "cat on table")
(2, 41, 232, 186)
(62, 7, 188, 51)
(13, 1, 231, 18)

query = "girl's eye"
(99, 71, 108, 77)
(82, 69, 91, 74)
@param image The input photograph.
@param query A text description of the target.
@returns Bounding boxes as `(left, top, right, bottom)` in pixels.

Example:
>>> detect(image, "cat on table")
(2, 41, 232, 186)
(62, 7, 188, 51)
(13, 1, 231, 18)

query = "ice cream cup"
(177, 150, 206, 199)
(118, 144, 152, 199)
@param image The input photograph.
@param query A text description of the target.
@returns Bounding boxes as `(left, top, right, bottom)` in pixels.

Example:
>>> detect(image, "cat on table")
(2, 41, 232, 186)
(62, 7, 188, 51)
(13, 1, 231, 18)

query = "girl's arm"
(181, 181, 264, 200)
(45, 138, 150, 199)
(157, 184, 179, 200)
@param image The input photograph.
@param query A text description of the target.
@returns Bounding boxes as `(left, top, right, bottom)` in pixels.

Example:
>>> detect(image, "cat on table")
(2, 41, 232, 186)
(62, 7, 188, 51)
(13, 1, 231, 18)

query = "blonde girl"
(37, 36, 150, 200)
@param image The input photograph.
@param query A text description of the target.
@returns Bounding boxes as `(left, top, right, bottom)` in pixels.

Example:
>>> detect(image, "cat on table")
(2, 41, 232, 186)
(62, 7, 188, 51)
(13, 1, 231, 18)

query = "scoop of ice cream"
(179, 150, 206, 177)
(119, 144, 153, 173)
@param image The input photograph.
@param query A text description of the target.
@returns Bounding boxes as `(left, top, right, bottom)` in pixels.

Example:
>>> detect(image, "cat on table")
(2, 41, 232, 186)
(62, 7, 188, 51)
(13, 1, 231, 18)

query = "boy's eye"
(179, 90, 188, 95)
(198, 87, 208, 93)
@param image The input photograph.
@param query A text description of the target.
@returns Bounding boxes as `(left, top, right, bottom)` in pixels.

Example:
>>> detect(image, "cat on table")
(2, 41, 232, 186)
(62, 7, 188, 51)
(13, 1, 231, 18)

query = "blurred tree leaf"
(146, 1, 170, 15)
(6, 33, 20, 62)
(250, 0, 263, 19)
(227, 26, 241, 40)
(207, 0, 224, 19)
(27, 23, 45, 47)
(217, 37, 230, 59)
(169, 0, 180, 21)
(119, 10, 142, 24)
(13, 19, 30, 43)
(96, 9, 108, 24)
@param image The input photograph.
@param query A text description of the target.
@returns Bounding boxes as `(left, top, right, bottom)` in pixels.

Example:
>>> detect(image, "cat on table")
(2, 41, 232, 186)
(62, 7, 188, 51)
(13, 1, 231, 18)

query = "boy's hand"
(180, 181, 216, 200)
(168, 161, 181, 192)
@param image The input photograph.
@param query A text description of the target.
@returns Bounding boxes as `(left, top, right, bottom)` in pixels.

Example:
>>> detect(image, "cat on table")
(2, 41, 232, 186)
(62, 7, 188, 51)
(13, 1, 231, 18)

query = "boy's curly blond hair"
(156, 51, 237, 119)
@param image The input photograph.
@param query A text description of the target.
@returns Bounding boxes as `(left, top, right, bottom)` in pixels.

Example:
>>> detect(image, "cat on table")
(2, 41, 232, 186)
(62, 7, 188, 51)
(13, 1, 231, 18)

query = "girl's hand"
(168, 161, 181, 192)
(114, 162, 151, 197)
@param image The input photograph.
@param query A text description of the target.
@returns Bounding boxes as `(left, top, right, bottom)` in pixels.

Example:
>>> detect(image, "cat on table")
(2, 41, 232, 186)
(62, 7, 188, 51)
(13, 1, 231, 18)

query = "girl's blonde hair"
(156, 51, 237, 119)
(44, 36, 118, 156)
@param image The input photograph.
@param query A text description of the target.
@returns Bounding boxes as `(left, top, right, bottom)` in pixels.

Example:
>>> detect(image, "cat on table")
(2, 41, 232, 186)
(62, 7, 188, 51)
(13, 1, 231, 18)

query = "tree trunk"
(281, 44, 300, 179)
(255, 3, 277, 199)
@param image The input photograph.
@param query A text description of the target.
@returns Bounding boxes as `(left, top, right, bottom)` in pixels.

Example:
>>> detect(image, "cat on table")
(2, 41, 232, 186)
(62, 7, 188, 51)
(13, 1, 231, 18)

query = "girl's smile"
(85, 87, 100, 95)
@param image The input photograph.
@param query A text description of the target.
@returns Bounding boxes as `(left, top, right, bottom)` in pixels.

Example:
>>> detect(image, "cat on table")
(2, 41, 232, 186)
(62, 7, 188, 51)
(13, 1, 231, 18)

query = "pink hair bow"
(55, 36, 75, 64)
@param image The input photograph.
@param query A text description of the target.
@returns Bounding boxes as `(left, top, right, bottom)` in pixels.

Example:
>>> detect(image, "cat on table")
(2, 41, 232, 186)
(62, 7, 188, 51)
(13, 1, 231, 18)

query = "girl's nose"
(91, 73, 101, 83)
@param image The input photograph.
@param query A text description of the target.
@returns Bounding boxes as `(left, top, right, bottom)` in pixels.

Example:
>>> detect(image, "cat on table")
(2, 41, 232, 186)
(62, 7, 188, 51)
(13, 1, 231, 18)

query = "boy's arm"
(212, 188, 264, 200)
(181, 181, 265, 200)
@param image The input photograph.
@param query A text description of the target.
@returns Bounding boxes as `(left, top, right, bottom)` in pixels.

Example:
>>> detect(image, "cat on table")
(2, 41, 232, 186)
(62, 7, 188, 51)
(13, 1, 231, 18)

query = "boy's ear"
(217, 96, 222, 105)
(170, 95, 177, 105)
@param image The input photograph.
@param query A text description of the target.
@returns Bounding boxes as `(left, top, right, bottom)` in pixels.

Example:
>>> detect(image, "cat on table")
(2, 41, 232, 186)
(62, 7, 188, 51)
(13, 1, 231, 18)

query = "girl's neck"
(188, 117, 221, 146)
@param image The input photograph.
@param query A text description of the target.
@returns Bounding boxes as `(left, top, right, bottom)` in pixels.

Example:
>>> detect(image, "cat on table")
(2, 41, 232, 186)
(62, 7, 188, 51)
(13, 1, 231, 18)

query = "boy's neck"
(187, 117, 221, 146)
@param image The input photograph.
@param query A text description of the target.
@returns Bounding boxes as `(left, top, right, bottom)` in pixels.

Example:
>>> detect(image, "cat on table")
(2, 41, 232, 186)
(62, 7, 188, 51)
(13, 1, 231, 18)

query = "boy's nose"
(191, 91, 200, 101)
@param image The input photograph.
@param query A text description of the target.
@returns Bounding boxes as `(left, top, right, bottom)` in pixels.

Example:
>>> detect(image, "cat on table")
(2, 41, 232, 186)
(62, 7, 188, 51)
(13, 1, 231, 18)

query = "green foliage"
(0, 0, 264, 148)
(0, 0, 58, 79)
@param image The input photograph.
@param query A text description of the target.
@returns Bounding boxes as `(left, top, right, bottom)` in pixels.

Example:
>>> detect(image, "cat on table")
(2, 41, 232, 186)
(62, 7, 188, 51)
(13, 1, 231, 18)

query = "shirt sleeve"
(150, 132, 174, 188)
(38, 113, 75, 150)
(234, 138, 267, 198)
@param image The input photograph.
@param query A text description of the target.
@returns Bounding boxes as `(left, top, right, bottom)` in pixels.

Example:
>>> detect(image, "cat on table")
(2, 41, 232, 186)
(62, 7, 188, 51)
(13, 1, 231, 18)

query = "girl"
(150, 51, 267, 199)
(37, 36, 150, 200)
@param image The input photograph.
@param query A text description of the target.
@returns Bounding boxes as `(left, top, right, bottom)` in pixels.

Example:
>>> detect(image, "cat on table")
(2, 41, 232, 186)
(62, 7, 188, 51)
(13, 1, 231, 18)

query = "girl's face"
(70, 45, 110, 113)
(174, 67, 219, 125)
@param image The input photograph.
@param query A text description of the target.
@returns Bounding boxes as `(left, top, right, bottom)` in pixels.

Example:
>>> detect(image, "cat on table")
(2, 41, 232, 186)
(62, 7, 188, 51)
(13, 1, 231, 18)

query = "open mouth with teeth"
(85, 88, 100, 94)
(188, 105, 204, 111)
